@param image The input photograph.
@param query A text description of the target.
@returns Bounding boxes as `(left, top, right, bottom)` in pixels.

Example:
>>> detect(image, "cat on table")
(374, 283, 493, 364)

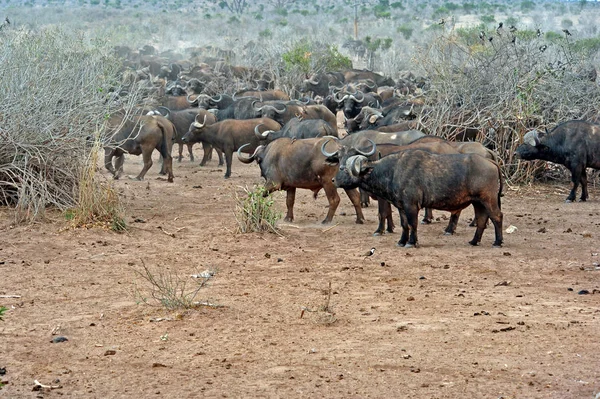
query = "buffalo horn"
(320, 139, 339, 158)
(350, 91, 365, 103)
(252, 101, 264, 112)
(523, 130, 541, 146)
(193, 114, 207, 128)
(211, 94, 222, 103)
(355, 139, 376, 157)
(157, 106, 170, 119)
(273, 103, 286, 114)
(237, 144, 255, 163)
(254, 123, 274, 138)
(186, 94, 198, 104)
(347, 155, 365, 177)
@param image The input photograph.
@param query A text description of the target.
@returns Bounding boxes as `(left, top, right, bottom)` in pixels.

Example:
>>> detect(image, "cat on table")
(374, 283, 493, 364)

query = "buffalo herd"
(102, 45, 600, 248)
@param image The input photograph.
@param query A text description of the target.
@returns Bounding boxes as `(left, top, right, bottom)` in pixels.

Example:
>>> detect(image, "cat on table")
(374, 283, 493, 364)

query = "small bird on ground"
(563, 29, 572, 37)
(509, 25, 517, 33)
(539, 44, 547, 52)
(362, 247, 376, 260)
(438, 18, 445, 26)
(536, 28, 542, 37)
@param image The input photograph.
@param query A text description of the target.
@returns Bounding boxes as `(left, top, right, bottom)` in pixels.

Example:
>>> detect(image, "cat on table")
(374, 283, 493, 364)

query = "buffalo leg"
(580, 168, 588, 201)
(444, 210, 462, 235)
(468, 203, 488, 246)
(186, 143, 194, 162)
(104, 148, 115, 175)
(284, 188, 296, 222)
(343, 188, 365, 224)
(224, 150, 233, 178)
(113, 154, 125, 180)
(421, 208, 433, 224)
(403, 205, 420, 248)
(164, 154, 174, 183)
(397, 210, 409, 247)
(483, 200, 503, 247)
(359, 188, 370, 208)
(321, 183, 341, 224)
(374, 198, 394, 236)
(134, 149, 153, 181)
(177, 142, 184, 163)
(215, 148, 224, 166)
(199, 142, 214, 166)
(566, 165, 584, 202)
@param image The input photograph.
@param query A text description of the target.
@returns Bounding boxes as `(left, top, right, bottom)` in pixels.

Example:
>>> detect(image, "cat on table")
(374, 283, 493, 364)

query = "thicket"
(0, 26, 129, 224)
(415, 26, 600, 184)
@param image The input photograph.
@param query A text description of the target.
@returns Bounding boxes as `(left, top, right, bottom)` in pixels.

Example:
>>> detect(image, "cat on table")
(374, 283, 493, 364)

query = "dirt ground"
(1, 148, 600, 399)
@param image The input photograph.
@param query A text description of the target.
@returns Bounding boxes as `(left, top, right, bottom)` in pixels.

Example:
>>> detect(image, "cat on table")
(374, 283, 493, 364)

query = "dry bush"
(233, 185, 282, 234)
(133, 260, 217, 310)
(0, 26, 143, 224)
(414, 26, 600, 184)
(0, 27, 112, 220)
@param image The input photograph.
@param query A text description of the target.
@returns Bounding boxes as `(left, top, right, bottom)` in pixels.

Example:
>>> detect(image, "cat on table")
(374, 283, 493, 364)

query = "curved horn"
(523, 130, 541, 146)
(350, 91, 365, 103)
(365, 79, 377, 89)
(252, 100, 264, 112)
(320, 139, 339, 158)
(193, 114, 207, 128)
(273, 103, 287, 114)
(347, 155, 365, 177)
(156, 106, 170, 119)
(211, 94, 222, 103)
(237, 143, 258, 164)
(329, 82, 343, 94)
(307, 75, 319, 85)
(186, 93, 199, 104)
(334, 92, 348, 103)
(254, 123, 274, 138)
(355, 139, 376, 157)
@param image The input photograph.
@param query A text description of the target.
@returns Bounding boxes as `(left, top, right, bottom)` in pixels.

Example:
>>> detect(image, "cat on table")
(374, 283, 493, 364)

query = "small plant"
(234, 185, 281, 234)
(133, 260, 217, 310)
(0, 306, 7, 321)
(300, 282, 337, 324)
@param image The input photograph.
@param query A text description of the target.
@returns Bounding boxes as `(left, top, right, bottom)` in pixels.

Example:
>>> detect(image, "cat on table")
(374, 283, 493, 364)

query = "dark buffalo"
(343, 69, 396, 87)
(326, 137, 499, 235)
(516, 120, 600, 202)
(255, 117, 338, 142)
(237, 137, 365, 224)
(147, 107, 223, 166)
(331, 148, 503, 248)
(334, 89, 381, 119)
(233, 89, 289, 101)
(299, 72, 345, 97)
(182, 116, 280, 178)
(104, 114, 175, 182)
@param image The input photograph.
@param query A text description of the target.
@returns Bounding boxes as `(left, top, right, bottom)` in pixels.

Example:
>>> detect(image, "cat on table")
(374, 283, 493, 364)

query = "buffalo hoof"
(404, 243, 418, 248)
(321, 219, 333, 225)
(283, 217, 293, 223)
(218, 163, 224, 167)
(420, 219, 432, 225)
(396, 242, 406, 247)
(373, 231, 383, 236)
(565, 199, 574, 203)
(443, 231, 453, 236)
(355, 219, 365, 225)
(361, 203, 369, 208)
(224, 175, 230, 179)
(492, 242, 503, 248)
(579, 198, 587, 202)
(468, 240, 480, 246)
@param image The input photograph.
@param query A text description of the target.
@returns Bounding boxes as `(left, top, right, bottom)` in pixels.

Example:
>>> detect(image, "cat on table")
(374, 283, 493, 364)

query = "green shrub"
(282, 39, 351, 75)
(0, 306, 6, 321)
(397, 24, 413, 40)
(234, 186, 281, 234)
(481, 14, 495, 24)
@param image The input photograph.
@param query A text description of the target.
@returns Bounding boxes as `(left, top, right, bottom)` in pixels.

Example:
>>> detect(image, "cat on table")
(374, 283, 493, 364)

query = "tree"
(217, 0, 248, 15)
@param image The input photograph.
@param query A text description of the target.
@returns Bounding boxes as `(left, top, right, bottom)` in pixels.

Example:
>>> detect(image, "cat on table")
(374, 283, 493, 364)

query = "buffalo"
(516, 120, 600, 202)
(147, 107, 223, 166)
(182, 116, 280, 178)
(255, 117, 338, 142)
(104, 113, 175, 182)
(330, 145, 503, 248)
(237, 137, 365, 224)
